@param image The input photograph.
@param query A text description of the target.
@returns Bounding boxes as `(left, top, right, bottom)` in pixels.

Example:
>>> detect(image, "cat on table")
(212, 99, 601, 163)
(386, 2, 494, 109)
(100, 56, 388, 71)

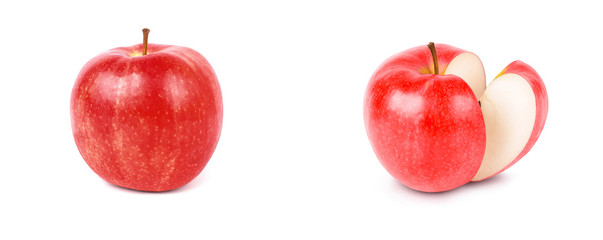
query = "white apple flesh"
(474, 73, 535, 180)
(444, 52, 486, 99)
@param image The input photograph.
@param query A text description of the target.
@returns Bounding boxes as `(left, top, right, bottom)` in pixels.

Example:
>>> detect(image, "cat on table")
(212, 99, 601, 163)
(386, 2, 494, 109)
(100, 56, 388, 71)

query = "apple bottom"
(73, 111, 219, 192)
(372, 121, 485, 192)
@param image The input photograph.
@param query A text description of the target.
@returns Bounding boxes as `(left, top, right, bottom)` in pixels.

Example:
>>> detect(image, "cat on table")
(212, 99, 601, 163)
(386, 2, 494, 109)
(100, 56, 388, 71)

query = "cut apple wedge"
(472, 61, 549, 181)
(444, 52, 486, 99)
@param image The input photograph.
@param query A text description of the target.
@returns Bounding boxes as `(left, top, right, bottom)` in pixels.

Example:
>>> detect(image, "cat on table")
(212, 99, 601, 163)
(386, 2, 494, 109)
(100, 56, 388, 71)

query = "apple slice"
(444, 52, 487, 99)
(472, 61, 548, 181)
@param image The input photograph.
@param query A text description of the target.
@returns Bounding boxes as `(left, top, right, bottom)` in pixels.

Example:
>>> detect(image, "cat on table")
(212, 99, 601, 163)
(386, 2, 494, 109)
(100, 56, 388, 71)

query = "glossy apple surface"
(71, 43, 222, 192)
(364, 44, 487, 192)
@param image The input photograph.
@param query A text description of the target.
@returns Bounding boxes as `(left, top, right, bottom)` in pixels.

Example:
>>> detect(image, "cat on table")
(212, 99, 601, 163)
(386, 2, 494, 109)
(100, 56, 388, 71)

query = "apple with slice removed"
(364, 43, 548, 192)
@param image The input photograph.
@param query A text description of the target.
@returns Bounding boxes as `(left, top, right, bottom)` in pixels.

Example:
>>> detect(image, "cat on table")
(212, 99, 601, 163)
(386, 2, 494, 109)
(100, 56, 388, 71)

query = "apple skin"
(364, 44, 486, 192)
(474, 60, 548, 181)
(71, 43, 222, 192)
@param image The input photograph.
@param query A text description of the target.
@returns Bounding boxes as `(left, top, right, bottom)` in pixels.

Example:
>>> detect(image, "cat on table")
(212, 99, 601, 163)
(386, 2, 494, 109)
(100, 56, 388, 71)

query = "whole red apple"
(364, 43, 548, 192)
(71, 29, 222, 192)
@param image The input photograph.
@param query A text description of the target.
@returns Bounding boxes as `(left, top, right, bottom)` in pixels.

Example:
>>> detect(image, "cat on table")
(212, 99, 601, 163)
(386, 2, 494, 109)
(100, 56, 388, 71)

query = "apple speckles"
(159, 158, 177, 184)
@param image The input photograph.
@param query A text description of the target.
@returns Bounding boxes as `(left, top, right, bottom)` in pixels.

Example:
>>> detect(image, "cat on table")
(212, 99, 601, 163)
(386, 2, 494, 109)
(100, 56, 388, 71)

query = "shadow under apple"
(391, 172, 511, 198)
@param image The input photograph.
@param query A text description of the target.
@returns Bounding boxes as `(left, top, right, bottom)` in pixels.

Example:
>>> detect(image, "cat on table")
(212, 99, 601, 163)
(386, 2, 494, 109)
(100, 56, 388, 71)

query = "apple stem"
(428, 42, 439, 75)
(142, 28, 150, 56)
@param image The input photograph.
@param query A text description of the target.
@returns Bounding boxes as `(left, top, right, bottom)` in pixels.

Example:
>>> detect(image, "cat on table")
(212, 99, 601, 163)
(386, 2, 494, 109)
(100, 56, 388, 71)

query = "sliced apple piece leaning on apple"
(364, 42, 548, 192)
(445, 52, 549, 182)
(472, 61, 549, 181)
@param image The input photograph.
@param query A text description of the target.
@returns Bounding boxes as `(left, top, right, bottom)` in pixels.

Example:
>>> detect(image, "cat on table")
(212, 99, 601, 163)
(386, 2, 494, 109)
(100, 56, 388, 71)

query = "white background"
(1, 0, 601, 239)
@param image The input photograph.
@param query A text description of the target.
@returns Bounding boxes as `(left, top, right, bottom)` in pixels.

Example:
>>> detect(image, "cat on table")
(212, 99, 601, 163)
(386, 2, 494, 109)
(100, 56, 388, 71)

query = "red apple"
(71, 29, 222, 192)
(364, 43, 487, 192)
(364, 43, 548, 192)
